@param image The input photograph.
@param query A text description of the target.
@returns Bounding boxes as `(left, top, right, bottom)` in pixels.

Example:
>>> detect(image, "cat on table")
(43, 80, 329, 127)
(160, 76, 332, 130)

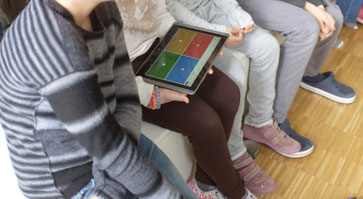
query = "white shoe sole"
(300, 82, 356, 104)
(278, 145, 314, 158)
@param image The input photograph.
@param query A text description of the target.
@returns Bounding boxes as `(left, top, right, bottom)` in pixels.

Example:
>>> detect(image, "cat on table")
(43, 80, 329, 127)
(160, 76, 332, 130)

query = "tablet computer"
(136, 23, 229, 94)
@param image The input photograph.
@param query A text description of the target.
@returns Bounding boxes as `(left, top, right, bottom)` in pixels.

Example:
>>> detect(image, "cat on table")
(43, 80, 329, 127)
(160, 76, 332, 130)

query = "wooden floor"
(255, 24, 363, 199)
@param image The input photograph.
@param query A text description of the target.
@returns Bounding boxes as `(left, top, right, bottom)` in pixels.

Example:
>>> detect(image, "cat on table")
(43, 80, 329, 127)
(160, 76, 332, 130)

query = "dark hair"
(0, 0, 29, 23)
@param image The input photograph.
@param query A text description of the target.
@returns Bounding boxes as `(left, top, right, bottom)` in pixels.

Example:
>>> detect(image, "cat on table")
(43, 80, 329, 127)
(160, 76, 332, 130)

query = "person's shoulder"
(1, 0, 65, 51)
(13, 0, 76, 44)
(96, 2, 123, 30)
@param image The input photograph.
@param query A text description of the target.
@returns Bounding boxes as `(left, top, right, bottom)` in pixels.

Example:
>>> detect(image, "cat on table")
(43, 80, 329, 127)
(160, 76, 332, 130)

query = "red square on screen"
(183, 33, 214, 59)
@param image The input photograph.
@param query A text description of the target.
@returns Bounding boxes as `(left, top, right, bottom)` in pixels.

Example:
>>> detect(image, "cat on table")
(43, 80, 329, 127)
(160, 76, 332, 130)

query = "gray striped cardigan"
(0, 0, 178, 198)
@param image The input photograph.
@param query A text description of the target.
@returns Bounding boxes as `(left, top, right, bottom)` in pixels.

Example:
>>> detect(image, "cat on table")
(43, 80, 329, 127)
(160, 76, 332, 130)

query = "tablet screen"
(136, 23, 228, 94)
(145, 28, 221, 87)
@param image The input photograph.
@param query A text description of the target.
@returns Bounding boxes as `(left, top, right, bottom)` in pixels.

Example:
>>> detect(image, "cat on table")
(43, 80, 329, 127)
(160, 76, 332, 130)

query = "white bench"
(0, 125, 26, 198)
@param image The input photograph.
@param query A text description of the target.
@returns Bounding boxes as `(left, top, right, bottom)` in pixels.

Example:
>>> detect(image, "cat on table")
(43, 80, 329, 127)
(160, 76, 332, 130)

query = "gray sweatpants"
(192, 1, 280, 159)
(238, 0, 344, 123)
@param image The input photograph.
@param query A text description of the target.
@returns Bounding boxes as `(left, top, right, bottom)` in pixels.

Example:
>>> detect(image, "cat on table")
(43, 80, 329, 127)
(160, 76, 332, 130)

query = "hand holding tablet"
(136, 23, 229, 94)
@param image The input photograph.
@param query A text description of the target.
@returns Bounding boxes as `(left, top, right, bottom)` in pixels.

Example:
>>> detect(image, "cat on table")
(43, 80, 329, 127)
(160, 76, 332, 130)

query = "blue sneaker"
(300, 72, 356, 104)
(279, 119, 314, 158)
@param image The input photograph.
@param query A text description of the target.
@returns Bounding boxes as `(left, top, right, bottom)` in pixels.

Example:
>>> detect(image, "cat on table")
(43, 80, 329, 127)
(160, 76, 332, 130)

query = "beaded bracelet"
(154, 86, 161, 109)
(147, 90, 157, 110)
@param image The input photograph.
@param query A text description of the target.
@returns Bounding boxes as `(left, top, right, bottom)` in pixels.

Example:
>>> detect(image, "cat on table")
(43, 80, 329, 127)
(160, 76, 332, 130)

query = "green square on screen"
(146, 51, 181, 79)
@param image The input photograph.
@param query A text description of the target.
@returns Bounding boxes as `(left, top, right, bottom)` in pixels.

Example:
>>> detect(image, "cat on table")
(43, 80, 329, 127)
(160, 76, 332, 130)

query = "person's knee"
(329, 5, 344, 31)
(212, 67, 241, 115)
(256, 32, 280, 59)
(193, 115, 226, 140)
(221, 78, 241, 117)
(246, 28, 279, 56)
(287, 14, 320, 45)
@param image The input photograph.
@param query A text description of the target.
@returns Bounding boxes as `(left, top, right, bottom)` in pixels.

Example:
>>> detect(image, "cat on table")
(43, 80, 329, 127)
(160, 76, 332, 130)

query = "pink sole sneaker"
(234, 153, 276, 194)
(243, 120, 301, 157)
(188, 179, 226, 199)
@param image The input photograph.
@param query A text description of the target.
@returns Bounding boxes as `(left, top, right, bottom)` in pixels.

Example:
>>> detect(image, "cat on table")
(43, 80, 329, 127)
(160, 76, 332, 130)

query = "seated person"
(336, 0, 363, 30)
(165, 0, 309, 193)
(0, 0, 180, 198)
(118, 0, 264, 198)
(238, 0, 355, 154)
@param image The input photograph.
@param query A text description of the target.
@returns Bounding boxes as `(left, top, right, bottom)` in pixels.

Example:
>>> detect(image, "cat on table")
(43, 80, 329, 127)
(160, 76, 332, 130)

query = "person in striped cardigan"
(0, 0, 179, 198)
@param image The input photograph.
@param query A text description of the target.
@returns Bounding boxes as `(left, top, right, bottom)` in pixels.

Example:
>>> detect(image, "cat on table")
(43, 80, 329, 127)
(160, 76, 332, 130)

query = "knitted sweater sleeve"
(211, 0, 254, 28)
(39, 47, 178, 199)
(165, 0, 227, 32)
(136, 76, 155, 107)
(39, 6, 179, 198)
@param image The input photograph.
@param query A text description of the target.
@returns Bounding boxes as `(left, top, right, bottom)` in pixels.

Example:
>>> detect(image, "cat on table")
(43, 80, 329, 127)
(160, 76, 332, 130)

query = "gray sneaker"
(344, 22, 358, 30)
(334, 39, 344, 48)
(300, 72, 356, 104)
(244, 140, 260, 159)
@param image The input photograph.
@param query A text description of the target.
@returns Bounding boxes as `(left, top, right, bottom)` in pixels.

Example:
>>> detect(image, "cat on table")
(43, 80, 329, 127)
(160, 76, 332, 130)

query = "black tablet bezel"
(136, 22, 229, 94)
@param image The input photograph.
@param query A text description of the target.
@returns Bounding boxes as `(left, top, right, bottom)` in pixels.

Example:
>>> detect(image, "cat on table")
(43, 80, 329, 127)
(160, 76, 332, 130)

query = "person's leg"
(239, 0, 317, 156)
(212, 49, 278, 195)
(188, 2, 263, 165)
(142, 67, 246, 199)
(228, 26, 279, 127)
(191, 3, 285, 194)
(239, 0, 320, 124)
(212, 50, 248, 160)
(304, 1, 344, 77)
(336, 0, 363, 24)
(193, 0, 279, 127)
(136, 134, 198, 199)
(300, 0, 356, 104)
(193, 0, 302, 159)
(70, 180, 96, 199)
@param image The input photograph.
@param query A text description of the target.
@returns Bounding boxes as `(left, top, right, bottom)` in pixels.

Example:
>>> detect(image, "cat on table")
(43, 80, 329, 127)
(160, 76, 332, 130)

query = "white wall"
(0, 125, 26, 198)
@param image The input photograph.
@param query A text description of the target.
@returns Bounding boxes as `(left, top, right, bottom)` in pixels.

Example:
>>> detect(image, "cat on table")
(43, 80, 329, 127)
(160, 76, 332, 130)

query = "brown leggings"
(133, 40, 245, 199)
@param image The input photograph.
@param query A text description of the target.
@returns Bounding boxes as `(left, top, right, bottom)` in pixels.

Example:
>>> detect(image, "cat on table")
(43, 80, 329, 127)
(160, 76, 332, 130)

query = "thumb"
(230, 27, 241, 35)
(175, 93, 189, 104)
(170, 91, 189, 104)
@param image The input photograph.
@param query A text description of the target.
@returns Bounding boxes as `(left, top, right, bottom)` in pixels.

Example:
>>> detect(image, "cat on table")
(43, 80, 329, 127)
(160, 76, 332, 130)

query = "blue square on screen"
(165, 56, 199, 84)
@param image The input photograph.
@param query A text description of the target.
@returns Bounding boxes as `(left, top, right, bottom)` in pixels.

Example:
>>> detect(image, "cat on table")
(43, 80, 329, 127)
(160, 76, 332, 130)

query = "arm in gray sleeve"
(307, 0, 327, 6)
(40, 70, 179, 198)
(39, 31, 180, 197)
(278, 0, 307, 8)
(165, 0, 227, 32)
